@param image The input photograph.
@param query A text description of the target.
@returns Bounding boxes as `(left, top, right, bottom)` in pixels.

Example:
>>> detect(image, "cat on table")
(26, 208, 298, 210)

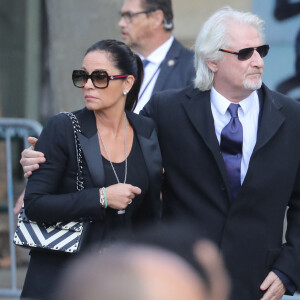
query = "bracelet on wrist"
(103, 187, 107, 208)
(100, 187, 107, 208)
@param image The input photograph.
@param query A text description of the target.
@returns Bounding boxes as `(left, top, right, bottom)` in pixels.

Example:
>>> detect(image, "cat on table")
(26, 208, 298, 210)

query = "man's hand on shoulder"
(20, 137, 46, 178)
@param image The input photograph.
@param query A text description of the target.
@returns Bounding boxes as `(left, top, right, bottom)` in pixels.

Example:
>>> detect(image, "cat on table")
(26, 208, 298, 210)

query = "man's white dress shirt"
(134, 36, 174, 113)
(210, 87, 260, 184)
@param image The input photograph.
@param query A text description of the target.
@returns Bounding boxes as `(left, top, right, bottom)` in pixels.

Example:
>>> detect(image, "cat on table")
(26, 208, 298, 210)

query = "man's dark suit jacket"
(151, 38, 195, 94)
(21, 108, 162, 299)
(141, 84, 300, 300)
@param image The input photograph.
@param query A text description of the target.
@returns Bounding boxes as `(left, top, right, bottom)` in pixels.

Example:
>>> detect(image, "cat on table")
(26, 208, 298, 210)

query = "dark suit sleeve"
(273, 269, 296, 295)
(24, 113, 104, 223)
(273, 163, 300, 290)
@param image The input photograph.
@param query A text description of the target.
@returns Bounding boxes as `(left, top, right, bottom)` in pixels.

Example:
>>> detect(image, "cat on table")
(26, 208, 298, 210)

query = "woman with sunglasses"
(20, 39, 162, 300)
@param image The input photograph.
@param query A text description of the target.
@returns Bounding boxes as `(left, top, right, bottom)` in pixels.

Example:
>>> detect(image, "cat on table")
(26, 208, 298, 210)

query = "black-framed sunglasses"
(219, 44, 270, 61)
(72, 70, 129, 89)
(119, 10, 155, 23)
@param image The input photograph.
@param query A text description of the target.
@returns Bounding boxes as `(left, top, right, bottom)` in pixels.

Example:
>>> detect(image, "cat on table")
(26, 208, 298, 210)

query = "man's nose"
(118, 16, 126, 27)
(250, 50, 264, 67)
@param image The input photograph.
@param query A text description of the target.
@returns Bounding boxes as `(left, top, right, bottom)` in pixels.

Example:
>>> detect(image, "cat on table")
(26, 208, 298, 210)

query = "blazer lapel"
(152, 39, 181, 94)
(126, 111, 162, 195)
(76, 108, 105, 187)
(237, 85, 285, 200)
(253, 85, 285, 154)
(182, 88, 231, 196)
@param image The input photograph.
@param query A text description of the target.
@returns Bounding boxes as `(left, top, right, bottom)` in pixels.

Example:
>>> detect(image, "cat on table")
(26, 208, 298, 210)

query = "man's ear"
(151, 9, 164, 29)
(206, 60, 218, 73)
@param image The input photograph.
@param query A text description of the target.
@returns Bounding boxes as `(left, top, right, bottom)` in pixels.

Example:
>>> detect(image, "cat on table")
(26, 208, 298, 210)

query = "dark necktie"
(143, 59, 150, 68)
(220, 103, 243, 198)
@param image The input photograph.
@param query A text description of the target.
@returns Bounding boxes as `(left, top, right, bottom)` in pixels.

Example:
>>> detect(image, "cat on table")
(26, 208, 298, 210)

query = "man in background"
(119, 0, 195, 112)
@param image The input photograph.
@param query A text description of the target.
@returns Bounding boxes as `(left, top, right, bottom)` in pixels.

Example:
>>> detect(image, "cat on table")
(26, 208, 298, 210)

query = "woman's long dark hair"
(85, 39, 144, 111)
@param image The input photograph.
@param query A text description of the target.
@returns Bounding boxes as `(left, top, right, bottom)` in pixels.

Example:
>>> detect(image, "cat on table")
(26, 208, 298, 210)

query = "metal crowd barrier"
(0, 118, 42, 298)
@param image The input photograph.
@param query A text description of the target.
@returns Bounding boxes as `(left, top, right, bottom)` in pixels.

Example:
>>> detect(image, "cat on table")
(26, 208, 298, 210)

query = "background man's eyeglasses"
(219, 45, 270, 61)
(72, 70, 128, 89)
(119, 10, 155, 23)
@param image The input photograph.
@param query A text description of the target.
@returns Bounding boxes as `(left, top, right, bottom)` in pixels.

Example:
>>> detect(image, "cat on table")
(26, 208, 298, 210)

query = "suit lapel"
(152, 39, 181, 94)
(182, 89, 231, 196)
(126, 112, 162, 189)
(76, 108, 105, 187)
(78, 133, 105, 187)
(234, 85, 285, 200)
(253, 85, 285, 154)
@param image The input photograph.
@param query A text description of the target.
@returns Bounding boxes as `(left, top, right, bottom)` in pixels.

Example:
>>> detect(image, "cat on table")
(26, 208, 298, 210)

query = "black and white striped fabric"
(13, 112, 88, 253)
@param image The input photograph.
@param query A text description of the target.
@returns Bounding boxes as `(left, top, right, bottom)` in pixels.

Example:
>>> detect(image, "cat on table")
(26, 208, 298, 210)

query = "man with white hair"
(142, 6, 300, 300)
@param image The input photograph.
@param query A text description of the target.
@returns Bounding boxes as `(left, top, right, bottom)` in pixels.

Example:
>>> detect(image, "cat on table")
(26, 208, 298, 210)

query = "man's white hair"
(193, 6, 266, 91)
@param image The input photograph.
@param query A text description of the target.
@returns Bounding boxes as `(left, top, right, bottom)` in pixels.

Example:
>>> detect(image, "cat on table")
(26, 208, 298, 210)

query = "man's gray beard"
(243, 78, 262, 91)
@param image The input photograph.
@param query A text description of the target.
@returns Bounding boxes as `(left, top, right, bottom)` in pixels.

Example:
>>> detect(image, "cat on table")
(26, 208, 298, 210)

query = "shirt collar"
(139, 36, 174, 65)
(210, 87, 258, 116)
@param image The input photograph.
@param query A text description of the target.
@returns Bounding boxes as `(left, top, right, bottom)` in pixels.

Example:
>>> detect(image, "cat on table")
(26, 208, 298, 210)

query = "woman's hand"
(105, 183, 141, 210)
(20, 137, 46, 178)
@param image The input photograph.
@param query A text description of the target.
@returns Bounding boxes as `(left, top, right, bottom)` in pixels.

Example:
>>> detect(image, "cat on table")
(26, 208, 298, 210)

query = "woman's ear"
(123, 75, 135, 94)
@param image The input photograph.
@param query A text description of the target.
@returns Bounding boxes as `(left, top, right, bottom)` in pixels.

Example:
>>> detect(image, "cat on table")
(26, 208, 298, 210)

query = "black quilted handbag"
(13, 112, 89, 253)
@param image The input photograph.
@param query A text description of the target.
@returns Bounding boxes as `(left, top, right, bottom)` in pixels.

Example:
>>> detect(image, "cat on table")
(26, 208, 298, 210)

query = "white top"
(210, 87, 260, 184)
(134, 36, 174, 113)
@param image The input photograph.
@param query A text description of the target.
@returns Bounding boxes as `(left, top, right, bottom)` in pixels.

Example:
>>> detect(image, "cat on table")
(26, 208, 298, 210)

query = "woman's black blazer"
(24, 107, 162, 233)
